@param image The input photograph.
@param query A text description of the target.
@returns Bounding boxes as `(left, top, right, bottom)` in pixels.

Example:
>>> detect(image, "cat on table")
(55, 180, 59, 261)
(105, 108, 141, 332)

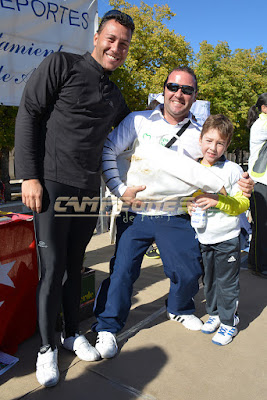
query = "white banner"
(0, 0, 98, 106)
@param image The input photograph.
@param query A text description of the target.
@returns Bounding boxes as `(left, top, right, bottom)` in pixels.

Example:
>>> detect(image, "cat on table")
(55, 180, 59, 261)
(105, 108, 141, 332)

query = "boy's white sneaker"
(201, 315, 221, 334)
(61, 333, 100, 361)
(212, 323, 238, 346)
(95, 331, 118, 359)
(167, 312, 203, 330)
(36, 347, 59, 387)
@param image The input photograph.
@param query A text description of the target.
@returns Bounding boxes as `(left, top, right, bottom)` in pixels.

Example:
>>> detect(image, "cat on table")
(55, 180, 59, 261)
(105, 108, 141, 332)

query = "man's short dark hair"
(98, 9, 135, 35)
(163, 66, 198, 92)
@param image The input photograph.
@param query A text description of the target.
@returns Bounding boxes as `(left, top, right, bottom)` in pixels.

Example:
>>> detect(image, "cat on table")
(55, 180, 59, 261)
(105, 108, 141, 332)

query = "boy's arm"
(215, 192, 250, 216)
(193, 191, 249, 216)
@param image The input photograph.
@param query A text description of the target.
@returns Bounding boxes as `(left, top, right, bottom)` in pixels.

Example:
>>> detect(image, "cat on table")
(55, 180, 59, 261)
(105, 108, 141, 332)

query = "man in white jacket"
(93, 67, 253, 359)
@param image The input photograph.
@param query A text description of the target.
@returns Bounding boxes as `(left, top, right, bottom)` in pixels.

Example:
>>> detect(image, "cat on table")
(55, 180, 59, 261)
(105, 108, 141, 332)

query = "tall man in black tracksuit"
(15, 10, 139, 388)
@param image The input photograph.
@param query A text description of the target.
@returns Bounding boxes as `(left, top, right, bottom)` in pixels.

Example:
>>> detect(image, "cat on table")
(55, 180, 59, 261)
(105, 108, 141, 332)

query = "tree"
(195, 42, 267, 152)
(108, 0, 193, 110)
(0, 105, 18, 201)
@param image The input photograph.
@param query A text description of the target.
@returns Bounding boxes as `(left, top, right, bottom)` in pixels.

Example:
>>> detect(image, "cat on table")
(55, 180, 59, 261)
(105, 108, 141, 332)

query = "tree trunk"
(234, 148, 240, 165)
(1, 147, 11, 202)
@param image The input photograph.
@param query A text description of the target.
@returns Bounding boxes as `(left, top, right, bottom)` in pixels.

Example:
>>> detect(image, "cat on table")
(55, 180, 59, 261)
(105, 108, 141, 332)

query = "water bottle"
(191, 204, 207, 229)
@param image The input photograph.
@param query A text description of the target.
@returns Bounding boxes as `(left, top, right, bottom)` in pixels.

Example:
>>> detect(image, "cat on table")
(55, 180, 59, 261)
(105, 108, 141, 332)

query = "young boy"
(188, 114, 250, 346)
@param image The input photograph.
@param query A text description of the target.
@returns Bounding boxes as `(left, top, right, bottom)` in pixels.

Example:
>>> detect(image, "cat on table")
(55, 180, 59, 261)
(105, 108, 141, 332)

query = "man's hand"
(238, 172, 254, 198)
(22, 179, 43, 213)
(120, 185, 146, 208)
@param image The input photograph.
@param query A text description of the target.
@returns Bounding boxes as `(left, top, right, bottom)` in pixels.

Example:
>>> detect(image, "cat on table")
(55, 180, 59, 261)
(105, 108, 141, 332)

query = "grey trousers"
(200, 236, 240, 326)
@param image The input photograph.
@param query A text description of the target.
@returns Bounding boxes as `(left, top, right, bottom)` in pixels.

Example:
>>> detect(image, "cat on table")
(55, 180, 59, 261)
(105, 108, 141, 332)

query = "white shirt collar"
(148, 104, 200, 128)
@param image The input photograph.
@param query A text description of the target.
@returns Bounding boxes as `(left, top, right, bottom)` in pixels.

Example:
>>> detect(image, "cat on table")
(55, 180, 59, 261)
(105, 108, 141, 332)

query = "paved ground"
(1, 231, 267, 400)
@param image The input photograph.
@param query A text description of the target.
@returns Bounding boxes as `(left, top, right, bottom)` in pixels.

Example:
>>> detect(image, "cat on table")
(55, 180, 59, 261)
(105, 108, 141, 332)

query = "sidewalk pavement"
(1, 231, 266, 400)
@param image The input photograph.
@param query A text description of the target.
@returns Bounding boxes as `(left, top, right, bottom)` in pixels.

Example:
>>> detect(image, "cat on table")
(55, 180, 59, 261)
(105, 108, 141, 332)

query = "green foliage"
(109, 0, 193, 110)
(0, 105, 17, 150)
(1, 0, 267, 155)
(194, 42, 267, 151)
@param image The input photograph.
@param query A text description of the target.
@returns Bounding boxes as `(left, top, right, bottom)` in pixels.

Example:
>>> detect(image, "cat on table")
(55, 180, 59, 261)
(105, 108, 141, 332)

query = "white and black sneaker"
(61, 333, 100, 361)
(36, 346, 59, 387)
(95, 331, 118, 359)
(167, 312, 203, 331)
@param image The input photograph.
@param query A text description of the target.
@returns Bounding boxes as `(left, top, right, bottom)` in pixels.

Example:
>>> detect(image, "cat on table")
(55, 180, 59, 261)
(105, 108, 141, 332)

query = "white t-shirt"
(194, 158, 243, 244)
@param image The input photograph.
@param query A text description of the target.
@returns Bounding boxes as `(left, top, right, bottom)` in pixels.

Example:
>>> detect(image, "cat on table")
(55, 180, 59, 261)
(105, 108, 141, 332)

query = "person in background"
(188, 115, 249, 345)
(247, 93, 267, 279)
(15, 10, 135, 387)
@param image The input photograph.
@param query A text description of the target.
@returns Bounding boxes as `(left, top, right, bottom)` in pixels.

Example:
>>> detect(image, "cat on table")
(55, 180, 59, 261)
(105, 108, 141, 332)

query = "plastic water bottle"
(191, 205, 207, 228)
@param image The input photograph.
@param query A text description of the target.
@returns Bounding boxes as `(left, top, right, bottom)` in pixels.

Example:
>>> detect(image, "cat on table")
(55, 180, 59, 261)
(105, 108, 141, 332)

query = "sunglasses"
(166, 82, 195, 95)
(102, 9, 134, 27)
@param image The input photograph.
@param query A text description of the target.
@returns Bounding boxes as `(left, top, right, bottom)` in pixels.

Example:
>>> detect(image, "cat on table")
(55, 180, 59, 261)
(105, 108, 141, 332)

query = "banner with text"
(0, 0, 98, 106)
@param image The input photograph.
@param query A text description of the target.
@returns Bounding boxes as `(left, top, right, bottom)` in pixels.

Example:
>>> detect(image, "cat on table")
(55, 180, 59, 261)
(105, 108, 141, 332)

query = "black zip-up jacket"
(15, 51, 130, 190)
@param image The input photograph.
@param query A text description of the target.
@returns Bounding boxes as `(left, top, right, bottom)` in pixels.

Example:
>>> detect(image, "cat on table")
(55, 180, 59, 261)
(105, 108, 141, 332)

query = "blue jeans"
(94, 213, 202, 333)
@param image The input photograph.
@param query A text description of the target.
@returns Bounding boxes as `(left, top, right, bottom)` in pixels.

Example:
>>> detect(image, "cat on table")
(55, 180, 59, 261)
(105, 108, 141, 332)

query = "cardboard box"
(79, 267, 95, 321)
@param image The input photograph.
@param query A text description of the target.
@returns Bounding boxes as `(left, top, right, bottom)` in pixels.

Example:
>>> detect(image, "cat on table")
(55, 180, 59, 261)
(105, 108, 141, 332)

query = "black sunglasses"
(102, 9, 134, 27)
(166, 82, 195, 95)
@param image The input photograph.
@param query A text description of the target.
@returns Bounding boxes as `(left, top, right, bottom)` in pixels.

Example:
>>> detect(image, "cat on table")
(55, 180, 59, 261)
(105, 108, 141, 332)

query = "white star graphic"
(0, 261, 16, 288)
(0, 260, 16, 308)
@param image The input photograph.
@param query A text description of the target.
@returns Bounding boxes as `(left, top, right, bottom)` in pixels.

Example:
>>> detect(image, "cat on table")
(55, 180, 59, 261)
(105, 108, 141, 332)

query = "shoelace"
(218, 326, 227, 336)
(206, 317, 217, 325)
(218, 325, 235, 337)
(97, 332, 115, 344)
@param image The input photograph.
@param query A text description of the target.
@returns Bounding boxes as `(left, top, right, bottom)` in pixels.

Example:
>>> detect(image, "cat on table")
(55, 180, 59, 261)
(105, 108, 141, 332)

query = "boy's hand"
(238, 172, 254, 198)
(194, 193, 219, 210)
(187, 200, 195, 216)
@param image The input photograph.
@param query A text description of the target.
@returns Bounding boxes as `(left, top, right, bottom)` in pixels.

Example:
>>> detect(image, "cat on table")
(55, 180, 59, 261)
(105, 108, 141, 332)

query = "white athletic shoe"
(36, 347, 59, 387)
(61, 333, 100, 361)
(95, 331, 118, 359)
(201, 315, 221, 334)
(212, 324, 238, 346)
(167, 312, 203, 331)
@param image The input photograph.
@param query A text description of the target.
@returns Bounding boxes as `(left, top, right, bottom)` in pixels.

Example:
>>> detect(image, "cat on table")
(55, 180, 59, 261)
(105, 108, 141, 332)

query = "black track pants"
(34, 180, 99, 348)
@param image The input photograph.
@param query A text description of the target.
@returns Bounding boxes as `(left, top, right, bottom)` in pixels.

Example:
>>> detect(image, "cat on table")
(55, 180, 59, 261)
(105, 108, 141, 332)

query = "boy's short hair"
(201, 114, 234, 145)
(98, 9, 135, 35)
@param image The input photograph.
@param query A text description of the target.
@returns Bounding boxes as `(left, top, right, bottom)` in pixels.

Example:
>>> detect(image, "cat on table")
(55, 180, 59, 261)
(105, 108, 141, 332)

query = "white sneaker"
(212, 324, 238, 346)
(167, 312, 203, 331)
(95, 331, 118, 359)
(61, 334, 100, 361)
(36, 347, 59, 387)
(201, 315, 221, 334)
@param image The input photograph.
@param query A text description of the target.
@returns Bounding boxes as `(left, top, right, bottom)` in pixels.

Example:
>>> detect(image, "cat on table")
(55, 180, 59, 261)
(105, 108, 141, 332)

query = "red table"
(0, 213, 38, 355)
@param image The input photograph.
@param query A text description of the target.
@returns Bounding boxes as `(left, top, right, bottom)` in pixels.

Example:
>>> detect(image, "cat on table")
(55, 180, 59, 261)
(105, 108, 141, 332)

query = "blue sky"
(98, 0, 267, 55)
